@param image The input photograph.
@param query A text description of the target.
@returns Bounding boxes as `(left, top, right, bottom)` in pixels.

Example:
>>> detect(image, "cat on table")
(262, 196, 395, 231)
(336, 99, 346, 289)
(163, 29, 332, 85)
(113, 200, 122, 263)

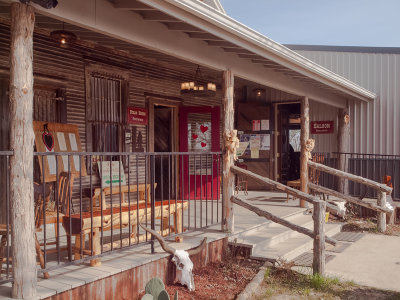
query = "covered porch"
(0, 0, 376, 298)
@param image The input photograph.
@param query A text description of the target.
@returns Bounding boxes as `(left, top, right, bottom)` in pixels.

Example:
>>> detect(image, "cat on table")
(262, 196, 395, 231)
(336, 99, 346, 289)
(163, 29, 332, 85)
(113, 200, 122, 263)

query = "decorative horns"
(139, 224, 207, 256)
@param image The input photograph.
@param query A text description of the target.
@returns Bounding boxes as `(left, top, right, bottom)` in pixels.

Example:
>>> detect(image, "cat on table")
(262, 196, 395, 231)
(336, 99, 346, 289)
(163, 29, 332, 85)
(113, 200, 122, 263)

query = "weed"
(264, 267, 270, 280)
(310, 273, 339, 290)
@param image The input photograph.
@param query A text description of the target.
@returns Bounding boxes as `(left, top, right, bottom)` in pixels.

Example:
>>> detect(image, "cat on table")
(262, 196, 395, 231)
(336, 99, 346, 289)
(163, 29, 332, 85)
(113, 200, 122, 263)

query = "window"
(33, 86, 66, 123)
(89, 75, 122, 153)
(85, 65, 129, 156)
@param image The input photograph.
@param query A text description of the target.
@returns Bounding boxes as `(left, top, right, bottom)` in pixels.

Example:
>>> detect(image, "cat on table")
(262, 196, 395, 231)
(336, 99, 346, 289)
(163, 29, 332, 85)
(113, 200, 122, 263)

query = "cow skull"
(140, 224, 207, 291)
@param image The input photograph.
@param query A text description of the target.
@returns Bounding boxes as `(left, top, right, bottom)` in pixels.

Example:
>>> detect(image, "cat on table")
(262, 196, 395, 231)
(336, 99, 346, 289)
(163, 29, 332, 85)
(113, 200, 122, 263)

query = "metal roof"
(286, 44, 400, 54)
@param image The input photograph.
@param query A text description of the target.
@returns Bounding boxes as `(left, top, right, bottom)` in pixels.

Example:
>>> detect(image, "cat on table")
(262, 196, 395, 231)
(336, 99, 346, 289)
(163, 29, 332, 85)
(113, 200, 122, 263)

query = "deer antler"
(139, 224, 176, 254)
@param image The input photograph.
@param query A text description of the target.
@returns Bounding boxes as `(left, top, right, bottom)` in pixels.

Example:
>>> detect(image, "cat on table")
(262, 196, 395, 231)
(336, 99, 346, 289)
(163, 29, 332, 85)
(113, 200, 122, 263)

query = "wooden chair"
(309, 154, 325, 198)
(34, 172, 74, 278)
(235, 163, 248, 195)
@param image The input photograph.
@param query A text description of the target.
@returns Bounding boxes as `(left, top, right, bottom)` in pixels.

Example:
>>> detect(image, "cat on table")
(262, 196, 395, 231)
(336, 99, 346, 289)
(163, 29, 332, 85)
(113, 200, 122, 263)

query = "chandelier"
(180, 66, 217, 97)
(50, 23, 77, 48)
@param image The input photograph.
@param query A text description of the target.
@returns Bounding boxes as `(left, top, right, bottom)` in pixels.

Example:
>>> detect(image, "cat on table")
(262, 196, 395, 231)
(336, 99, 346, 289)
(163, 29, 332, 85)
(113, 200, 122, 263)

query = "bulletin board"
(33, 121, 87, 182)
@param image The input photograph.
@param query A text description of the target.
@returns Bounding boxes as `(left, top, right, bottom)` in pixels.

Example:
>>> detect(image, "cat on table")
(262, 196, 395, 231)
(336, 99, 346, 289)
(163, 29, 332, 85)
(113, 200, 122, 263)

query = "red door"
(179, 106, 220, 200)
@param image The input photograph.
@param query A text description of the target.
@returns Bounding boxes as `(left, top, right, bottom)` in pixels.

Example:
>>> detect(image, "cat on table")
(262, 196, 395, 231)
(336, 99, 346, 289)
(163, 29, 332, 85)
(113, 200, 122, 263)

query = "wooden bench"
(91, 183, 157, 210)
(62, 200, 188, 266)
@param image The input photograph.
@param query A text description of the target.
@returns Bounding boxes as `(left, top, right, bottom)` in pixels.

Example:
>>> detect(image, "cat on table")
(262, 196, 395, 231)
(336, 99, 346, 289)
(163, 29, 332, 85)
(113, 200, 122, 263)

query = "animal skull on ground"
(139, 224, 207, 291)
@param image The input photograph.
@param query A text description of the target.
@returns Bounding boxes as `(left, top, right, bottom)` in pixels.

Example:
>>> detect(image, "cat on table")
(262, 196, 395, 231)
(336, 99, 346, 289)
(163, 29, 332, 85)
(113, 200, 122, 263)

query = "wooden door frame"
(146, 95, 181, 152)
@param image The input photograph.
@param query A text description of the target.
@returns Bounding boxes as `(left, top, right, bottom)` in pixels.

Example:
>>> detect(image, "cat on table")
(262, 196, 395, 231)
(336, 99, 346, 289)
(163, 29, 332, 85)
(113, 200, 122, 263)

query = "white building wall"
(294, 49, 400, 155)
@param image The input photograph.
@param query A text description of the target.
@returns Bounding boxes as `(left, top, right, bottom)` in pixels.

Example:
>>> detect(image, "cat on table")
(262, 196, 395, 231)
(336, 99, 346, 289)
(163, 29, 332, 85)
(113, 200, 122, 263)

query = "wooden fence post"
(300, 96, 309, 208)
(313, 201, 326, 275)
(337, 108, 350, 194)
(222, 70, 235, 233)
(9, 3, 36, 298)
(377, 191, 386, 232)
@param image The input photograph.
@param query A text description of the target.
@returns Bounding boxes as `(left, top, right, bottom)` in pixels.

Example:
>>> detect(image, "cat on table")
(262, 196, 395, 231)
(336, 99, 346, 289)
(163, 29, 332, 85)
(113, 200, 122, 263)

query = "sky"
(219, 0, 400, 47)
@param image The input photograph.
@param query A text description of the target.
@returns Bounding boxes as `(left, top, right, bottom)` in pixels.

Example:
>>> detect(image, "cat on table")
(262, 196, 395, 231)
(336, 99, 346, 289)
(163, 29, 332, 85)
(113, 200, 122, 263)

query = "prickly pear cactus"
(158, 290, 170, 300)
(145, 277, 165, 299)
(141, 294, 153, 300)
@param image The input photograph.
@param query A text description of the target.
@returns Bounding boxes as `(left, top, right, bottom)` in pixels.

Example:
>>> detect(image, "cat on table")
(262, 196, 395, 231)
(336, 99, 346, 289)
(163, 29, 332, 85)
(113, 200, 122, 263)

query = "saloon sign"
(311, 121, 334, 134)
(127, 107, 148, 125)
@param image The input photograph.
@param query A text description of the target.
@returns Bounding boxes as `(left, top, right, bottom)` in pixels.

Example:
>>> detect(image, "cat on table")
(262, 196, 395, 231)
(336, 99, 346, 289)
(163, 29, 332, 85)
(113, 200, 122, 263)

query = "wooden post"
(300, 96, 309, 208)
(377, 191, 386, 232)
(222, 70, 235, 233)
(313, 201, 326, 275)
(337, 107, 350, 194)
(9, 3, 36, 298)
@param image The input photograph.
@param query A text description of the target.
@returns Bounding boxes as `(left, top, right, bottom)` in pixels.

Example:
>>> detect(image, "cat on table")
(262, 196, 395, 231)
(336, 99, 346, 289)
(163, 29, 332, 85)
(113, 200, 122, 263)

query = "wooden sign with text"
(127, 107, 148, 125)
(311, 121, 334, 134)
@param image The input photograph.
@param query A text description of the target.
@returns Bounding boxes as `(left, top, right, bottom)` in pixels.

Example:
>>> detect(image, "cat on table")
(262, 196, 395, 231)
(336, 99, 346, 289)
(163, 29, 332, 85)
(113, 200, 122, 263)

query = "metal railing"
(0, 151, 12, 284)
(312, 152, 399, 201)
(0, 151, 223, 282)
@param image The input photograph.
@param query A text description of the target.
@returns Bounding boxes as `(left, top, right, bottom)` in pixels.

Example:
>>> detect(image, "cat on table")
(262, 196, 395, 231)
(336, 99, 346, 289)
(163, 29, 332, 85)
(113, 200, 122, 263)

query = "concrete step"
(229, 211, 313, 248)
(250, 222, 342, 262)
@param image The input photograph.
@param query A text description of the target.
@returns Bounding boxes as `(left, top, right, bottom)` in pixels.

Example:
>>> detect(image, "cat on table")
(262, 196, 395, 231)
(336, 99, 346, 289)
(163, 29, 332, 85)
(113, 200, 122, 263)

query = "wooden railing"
(230, 165, 337, 276)
(308, 160, 393, 232)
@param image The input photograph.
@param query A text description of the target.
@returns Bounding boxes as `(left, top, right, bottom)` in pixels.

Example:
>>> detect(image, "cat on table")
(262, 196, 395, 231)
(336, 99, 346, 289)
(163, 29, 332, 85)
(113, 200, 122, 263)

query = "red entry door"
(179, 106, 220, 200)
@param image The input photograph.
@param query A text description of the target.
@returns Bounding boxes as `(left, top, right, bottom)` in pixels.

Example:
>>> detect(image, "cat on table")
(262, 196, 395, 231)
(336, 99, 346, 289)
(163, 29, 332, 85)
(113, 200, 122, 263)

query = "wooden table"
(91, 183, 157, 209)
(62, 200, 187, 266)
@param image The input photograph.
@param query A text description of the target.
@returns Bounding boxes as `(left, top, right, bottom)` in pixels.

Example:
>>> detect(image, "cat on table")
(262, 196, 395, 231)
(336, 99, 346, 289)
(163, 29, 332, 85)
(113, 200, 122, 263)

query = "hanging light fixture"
(253, 87, 265, 98)
(180, 65, 217, 97)
(50, 22, 77, 48)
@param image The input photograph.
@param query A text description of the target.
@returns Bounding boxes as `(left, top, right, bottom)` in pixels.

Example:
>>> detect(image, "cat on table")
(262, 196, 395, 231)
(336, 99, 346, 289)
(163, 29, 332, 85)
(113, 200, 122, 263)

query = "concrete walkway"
(325, 234, 400, 292)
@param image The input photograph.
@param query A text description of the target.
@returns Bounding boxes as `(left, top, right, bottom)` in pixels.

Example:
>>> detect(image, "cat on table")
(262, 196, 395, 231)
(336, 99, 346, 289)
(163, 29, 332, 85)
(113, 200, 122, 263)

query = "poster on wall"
(261, 119, 269, 131)
(188, 122, 211, 151)
(311, 121, 334, 134)
(252, 120, 261, 131)
(260, 134, 270, 150)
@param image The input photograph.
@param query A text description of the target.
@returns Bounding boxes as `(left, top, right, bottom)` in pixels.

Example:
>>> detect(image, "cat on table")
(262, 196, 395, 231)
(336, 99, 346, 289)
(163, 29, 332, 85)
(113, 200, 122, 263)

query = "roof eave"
(139, 0, 376, 102)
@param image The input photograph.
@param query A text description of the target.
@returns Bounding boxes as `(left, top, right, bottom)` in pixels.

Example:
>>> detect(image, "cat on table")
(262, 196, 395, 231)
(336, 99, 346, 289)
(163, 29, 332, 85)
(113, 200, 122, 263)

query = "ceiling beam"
(139, 11, 181, 22)
(206, 40, 237, 47)
(164, 22, 204, 32)
(186, 32, 224, 40)
(112, 0, 155, 10)
(223, 47, 253, 54)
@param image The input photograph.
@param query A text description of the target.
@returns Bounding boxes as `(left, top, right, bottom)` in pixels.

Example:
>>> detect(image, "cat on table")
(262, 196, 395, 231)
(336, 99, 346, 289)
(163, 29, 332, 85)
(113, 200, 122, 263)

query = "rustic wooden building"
(0, 0, 375, 298)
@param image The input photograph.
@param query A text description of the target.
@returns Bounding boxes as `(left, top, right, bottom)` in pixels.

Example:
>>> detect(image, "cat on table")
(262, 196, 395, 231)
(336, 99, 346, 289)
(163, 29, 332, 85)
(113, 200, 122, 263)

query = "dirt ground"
(339, 216, 400, 236)
(136, 257, 263, 300)
(164, 258, 263, 300)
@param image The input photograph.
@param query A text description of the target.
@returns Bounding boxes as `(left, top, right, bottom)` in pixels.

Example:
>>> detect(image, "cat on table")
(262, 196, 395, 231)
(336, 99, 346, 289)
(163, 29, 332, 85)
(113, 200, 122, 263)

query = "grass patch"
(255, 267, 400, 299)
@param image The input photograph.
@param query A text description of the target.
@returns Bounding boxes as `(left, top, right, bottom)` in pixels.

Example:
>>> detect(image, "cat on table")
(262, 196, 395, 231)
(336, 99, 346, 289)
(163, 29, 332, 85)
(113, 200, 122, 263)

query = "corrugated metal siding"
(0, 22, 223, 210)
(295, 49, 400, 155)
(309, 100, 338, 153)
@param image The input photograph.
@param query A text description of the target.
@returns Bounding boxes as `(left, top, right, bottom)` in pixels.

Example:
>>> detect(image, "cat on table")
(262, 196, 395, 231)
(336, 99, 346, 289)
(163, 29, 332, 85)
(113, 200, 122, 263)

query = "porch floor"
(0, 191, 304, 299)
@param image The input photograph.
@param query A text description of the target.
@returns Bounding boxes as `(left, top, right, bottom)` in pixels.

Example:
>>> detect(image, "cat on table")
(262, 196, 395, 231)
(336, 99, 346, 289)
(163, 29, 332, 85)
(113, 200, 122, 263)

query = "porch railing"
(313, 152, 399, 201)
(0, 151, 223, 283)
(0, 151, 12, 284)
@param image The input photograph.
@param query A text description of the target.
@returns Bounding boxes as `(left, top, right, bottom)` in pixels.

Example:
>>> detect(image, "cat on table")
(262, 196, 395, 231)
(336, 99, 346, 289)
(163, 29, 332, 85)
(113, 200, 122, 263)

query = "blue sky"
(219, 0, 400, 47)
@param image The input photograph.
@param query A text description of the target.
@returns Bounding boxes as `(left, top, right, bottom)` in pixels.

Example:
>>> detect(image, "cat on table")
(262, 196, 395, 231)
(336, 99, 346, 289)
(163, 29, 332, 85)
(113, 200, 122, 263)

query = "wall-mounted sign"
(98, 161, 126, 187)
(311, 121, 334, 134)
(127, 107, 148, 125)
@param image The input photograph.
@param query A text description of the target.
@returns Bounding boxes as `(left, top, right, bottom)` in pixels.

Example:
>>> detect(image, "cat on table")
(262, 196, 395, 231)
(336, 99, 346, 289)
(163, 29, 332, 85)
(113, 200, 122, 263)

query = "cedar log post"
(222, 70, 234, 233)
(337, 107, 350, 194)
(9, 3, 37, 298)
(377, 191, 386, 232)
(313, 200, 326, 275)
(299, 96, 309, 208)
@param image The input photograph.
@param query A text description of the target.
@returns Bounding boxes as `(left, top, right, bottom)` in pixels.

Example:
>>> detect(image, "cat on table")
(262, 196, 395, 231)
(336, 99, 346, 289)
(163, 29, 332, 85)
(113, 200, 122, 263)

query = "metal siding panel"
(296, 49, 400, 155)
